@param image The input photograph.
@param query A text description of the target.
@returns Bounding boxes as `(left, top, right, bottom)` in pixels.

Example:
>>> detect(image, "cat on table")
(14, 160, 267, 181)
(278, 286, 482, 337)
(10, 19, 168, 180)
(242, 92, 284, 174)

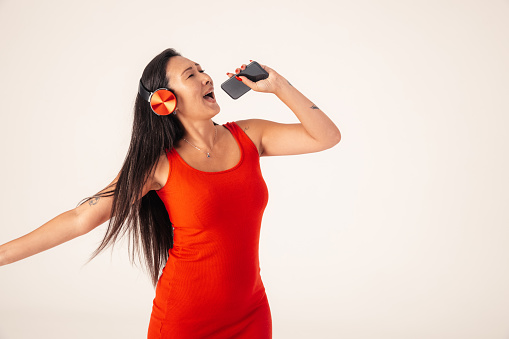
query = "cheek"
(174, 90, 191, 106)
(174, 83, 202, 106)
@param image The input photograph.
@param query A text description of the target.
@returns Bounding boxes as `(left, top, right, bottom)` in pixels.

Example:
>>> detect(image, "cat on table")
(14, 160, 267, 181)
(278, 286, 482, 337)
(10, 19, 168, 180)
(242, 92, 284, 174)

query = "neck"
(179, 119, 217, 150)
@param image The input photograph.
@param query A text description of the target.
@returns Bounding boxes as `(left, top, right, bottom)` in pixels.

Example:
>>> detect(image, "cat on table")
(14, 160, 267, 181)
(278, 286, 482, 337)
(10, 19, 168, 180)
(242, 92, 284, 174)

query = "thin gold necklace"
(182, 125, 217, 158)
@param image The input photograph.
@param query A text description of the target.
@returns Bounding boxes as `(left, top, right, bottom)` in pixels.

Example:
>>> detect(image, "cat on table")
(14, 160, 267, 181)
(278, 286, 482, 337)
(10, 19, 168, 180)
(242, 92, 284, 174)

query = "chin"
(209, 104, 221, 118)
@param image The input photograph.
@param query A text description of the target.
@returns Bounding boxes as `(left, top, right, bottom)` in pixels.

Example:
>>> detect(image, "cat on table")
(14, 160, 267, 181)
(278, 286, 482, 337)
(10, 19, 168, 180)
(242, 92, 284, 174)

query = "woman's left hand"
(226, 61, 284, 95)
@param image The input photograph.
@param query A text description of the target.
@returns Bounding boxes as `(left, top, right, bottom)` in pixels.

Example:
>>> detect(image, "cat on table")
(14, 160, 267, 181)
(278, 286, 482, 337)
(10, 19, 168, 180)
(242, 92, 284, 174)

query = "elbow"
(332, 128, 341, 146)
(74, 206, 96, 236)
(72, 208, 88, 237)
(324, 127, 341, 149)
(74, 199, 112, 236)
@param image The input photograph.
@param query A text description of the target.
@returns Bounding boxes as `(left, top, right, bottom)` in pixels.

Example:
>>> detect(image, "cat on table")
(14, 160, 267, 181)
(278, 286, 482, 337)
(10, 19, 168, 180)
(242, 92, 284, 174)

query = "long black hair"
(77, 48, 184, 286)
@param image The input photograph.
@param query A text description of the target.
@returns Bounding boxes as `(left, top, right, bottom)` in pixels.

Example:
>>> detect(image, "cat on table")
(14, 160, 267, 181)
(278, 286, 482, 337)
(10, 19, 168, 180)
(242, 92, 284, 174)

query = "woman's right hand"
(226, 61, 286, 95)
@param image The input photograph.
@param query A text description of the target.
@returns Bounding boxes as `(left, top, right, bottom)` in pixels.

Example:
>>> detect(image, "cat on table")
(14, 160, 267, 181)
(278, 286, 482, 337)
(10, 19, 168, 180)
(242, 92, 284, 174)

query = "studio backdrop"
(0, 1, 508, 338)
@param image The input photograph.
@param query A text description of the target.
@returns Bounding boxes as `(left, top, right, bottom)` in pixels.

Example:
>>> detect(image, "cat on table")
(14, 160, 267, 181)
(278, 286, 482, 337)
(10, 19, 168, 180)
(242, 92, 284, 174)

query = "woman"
(0, 48, 340, 338)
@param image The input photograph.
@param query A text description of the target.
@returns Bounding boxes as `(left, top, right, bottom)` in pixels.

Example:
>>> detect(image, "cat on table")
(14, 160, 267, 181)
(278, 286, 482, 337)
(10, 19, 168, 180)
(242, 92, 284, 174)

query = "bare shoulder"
(234, 119, 272, 155)
(152, 151, 170, 191)
(235, 118, 285, 135)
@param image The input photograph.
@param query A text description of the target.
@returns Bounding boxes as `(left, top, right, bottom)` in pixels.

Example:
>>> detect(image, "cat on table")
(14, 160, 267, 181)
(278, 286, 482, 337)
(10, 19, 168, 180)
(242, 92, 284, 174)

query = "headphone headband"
(138, 79, 152, 102)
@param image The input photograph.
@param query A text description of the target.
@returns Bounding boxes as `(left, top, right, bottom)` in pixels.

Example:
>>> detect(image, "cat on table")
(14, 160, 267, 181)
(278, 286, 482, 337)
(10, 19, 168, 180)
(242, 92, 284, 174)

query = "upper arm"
(74, 153, 168, 234)
(235, 119, 340, 157)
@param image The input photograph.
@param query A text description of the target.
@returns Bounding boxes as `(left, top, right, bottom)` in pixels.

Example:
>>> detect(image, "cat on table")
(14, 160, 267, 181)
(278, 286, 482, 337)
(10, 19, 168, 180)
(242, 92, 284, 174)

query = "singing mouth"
(203, 90, 215, 99)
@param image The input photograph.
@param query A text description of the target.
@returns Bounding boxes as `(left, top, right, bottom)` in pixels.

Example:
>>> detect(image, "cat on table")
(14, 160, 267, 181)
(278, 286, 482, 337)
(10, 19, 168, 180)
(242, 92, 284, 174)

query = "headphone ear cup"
(150, 89, 177, 116)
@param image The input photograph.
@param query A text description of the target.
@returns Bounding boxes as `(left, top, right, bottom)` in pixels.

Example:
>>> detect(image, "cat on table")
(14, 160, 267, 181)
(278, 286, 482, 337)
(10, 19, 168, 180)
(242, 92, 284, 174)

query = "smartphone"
(221, 61, 269, 100)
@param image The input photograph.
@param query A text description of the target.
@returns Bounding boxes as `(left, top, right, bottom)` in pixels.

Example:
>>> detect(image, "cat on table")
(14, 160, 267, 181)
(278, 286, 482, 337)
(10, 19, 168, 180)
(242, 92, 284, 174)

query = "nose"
(202, 74, 212, 86)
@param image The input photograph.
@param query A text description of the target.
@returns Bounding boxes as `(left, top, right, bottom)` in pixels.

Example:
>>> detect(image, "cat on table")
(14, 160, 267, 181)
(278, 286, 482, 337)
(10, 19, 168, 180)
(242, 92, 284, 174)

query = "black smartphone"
(221, 61, 269, 100)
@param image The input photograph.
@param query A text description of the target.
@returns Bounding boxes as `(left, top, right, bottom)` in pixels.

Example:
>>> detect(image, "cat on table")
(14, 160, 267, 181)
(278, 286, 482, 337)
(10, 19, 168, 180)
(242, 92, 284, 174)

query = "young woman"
(0, 48, 340, 338)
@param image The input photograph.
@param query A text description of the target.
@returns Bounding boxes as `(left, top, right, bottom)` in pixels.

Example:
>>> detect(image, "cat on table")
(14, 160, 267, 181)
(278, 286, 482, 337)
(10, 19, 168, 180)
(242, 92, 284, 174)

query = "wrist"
(0, 247, 7, 266)
(273, 75, 292, 97)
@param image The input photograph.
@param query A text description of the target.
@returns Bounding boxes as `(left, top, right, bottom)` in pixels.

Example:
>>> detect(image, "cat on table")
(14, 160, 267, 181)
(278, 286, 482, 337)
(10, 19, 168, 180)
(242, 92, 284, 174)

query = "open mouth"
(203, 91, 215, 102)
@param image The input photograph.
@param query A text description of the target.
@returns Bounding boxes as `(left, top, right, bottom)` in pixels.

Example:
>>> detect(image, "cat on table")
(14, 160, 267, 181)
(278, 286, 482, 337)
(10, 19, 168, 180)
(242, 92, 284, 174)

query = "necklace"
(182, 125, 217, 158)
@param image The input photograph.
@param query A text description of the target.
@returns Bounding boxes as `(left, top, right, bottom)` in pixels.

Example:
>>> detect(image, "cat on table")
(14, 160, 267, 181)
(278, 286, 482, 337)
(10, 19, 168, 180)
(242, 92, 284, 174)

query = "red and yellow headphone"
(138, 79, 177, 116)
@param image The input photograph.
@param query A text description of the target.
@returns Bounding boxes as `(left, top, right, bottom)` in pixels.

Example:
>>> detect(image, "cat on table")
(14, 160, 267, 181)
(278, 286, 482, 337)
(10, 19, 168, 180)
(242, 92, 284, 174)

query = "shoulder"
(234, 118, 283, 134)
(234, 119, 284, 156)
(234, 119, 266, 129)
(151, 151, 171, 191)
(233, 119, 268, 156)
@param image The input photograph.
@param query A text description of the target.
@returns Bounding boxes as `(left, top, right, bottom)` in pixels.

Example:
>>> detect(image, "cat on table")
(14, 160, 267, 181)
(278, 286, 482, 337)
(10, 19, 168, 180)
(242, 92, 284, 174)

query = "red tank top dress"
(147, 122, 272, 338)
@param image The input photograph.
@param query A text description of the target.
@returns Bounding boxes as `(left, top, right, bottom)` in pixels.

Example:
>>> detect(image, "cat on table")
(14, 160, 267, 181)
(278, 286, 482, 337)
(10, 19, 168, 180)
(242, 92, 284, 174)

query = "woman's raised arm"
(227, 62, 341, 156)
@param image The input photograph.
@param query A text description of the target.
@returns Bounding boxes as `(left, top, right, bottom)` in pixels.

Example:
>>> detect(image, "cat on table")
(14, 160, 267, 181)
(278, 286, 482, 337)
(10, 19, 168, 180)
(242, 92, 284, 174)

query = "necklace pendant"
(206, 153, 211, 158)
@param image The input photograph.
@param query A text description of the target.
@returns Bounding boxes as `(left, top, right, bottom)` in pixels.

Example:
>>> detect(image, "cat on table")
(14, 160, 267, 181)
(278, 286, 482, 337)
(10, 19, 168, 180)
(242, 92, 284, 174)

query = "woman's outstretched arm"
(0, 175, 118, 266)
(0, 164, 165, 267)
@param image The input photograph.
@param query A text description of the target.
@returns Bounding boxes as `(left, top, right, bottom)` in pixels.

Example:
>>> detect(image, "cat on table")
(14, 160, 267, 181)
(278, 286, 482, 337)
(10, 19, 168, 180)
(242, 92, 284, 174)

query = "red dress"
(147, 122, 272, 338)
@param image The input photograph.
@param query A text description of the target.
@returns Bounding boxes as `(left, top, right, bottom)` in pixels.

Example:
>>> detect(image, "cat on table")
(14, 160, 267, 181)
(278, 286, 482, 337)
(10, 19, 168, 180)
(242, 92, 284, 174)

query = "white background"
(1, 0, 508, 338)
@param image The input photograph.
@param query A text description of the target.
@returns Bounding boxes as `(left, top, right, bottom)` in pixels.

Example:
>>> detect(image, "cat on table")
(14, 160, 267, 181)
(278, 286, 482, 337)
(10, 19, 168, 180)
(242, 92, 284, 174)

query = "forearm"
(0, 209, 83, 266)
(274, 77, 341, 144)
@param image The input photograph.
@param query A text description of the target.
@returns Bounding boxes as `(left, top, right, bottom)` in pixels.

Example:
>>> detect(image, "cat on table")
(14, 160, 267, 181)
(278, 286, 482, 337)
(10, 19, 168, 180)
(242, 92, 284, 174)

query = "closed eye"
(188, 70, 205, 78)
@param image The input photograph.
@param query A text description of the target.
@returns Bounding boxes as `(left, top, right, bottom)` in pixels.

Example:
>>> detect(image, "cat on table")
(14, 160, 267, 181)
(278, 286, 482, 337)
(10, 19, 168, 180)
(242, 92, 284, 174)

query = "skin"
(0, 55, 341, 266)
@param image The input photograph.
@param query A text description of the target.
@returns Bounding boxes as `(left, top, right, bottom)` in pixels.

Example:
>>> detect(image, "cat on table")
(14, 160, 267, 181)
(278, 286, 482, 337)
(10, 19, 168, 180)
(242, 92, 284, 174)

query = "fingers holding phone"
(222, 61, 282, 99)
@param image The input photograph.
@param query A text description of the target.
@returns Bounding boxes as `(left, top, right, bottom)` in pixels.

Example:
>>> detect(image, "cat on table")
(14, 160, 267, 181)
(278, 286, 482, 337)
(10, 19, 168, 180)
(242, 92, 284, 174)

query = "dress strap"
(223, 121, 260, 157)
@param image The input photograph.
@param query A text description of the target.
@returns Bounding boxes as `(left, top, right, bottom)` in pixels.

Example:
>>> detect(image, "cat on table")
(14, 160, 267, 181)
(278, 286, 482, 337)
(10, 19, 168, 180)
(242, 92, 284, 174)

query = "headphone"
(138, 79, 177, 116)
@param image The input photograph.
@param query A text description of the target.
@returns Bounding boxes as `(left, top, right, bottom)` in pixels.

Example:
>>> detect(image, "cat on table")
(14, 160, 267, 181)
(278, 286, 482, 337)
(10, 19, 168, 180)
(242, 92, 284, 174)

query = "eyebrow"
(181, 63, 200, 77)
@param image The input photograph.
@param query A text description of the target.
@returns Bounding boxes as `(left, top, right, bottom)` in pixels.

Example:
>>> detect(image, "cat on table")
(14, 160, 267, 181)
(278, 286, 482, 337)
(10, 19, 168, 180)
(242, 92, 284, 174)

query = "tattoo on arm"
(88, 197, 100, 206)
(310, 104, 320, 110)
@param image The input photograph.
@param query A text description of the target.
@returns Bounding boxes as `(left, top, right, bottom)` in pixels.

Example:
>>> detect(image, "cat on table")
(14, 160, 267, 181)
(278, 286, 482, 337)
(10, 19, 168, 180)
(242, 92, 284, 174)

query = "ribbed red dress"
(147, 122, 271, 338)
